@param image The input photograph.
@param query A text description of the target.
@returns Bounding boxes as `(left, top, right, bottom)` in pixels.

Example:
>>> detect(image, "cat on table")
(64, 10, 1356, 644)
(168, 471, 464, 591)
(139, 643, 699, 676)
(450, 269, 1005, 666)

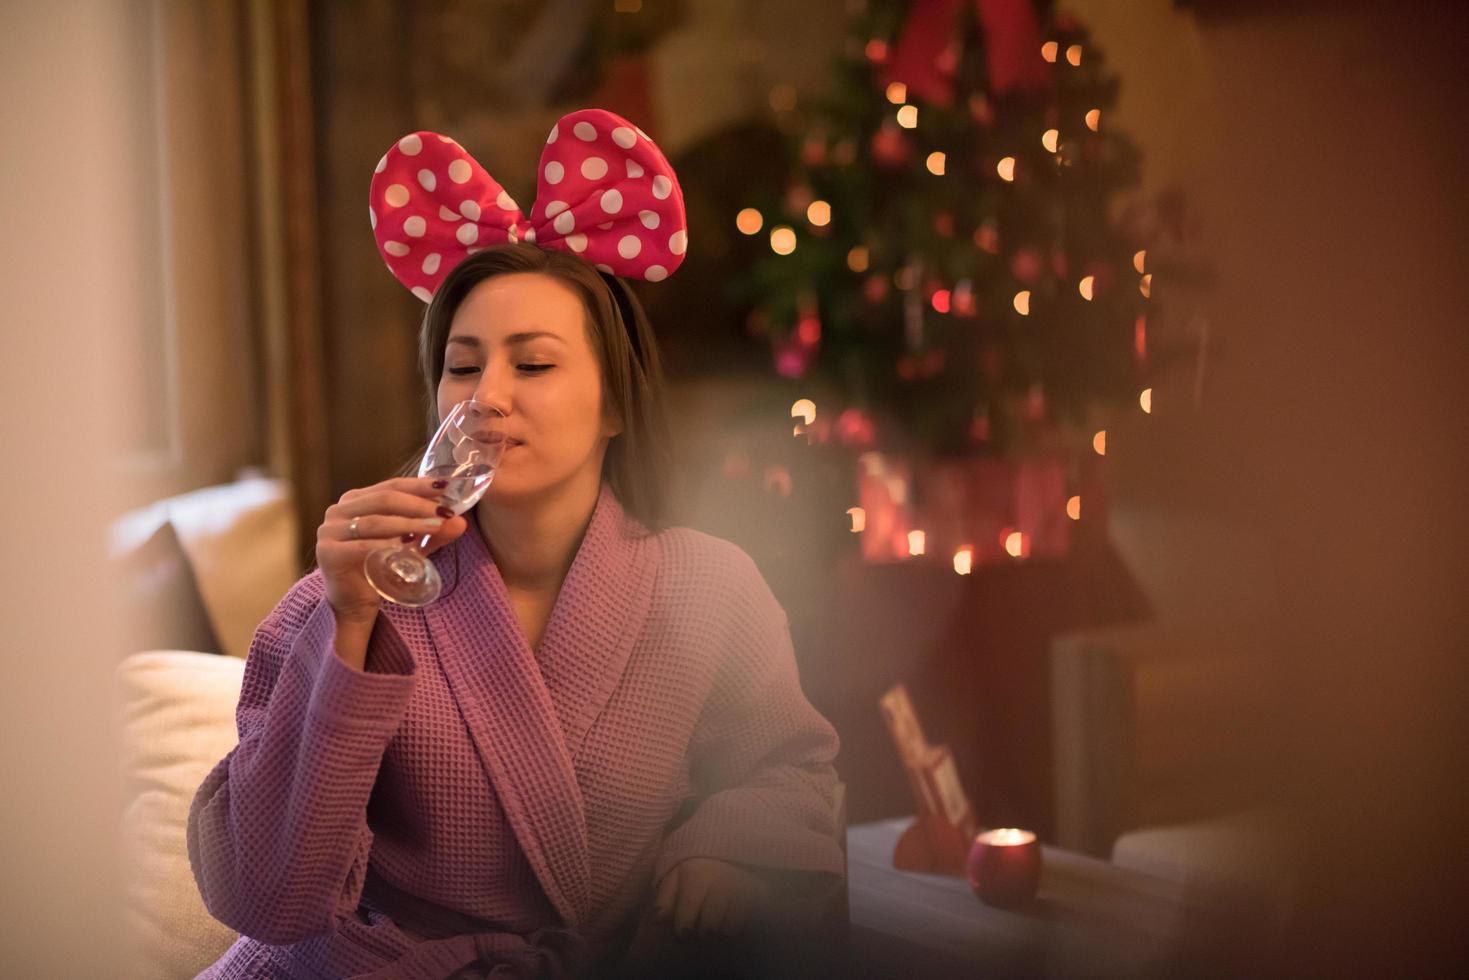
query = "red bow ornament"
(369, 107, 688, 302)
(881, 0, 1050, 107)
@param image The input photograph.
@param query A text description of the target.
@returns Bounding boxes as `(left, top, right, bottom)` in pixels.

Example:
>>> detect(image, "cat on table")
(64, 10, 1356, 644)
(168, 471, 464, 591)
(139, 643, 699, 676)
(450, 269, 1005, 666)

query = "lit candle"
(967, 828, 1042, 909)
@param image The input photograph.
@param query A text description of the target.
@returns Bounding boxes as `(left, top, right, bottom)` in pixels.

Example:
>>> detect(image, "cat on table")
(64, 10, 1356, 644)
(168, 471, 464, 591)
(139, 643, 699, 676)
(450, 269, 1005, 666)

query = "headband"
(369, 107, 688, 303)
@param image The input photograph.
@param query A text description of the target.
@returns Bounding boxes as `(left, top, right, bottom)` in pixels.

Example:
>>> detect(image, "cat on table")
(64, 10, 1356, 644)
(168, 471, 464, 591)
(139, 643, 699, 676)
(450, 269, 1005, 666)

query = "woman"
(187, 110, 846, 979)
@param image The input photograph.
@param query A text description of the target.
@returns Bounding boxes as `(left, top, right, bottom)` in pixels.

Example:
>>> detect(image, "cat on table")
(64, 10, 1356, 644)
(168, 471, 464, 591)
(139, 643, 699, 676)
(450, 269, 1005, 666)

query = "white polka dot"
(375, 154, 387, 174)
(546, 124, 559, 144)
(448, 159, 472, 184)
(626, 159, 644, 179)
(524, 227, 537, 243)
(595, 263, 614, 274)
(639, 209, 659, 229)
(384, 184, 409, 207)
(398, 134, 423, 155)
(612, 126, 637, 149)
(507, 226, 519, 243)
(601, 189, 623, 214)
(456, 224, 478, 245)
(544, 161, 564, 185)
(422, 253, 441, 275)
(652, 175, 672, 200)
(545, 200, 569, 218)
(437, 135, 457, 144)
(496, 190, 516, 212)
(368, 206, 377, 229)
(384, 240, 409, 257)
(581, 156, 608, 180)
(404, 215, 426, 237)
(567, 233, 588, 253)
(669, 229, 687, 255)
(598, 222, 613, 231)
(573, 121, 597, 141)
(460, 200, 481, 221)
(439, 205, 460, 221)
(644, 265, 668, 282)
(554, 211, 575, 235)
(417, 169, 436, 192)
(618, 235, 642, 259)
(412, 286, 433, 303)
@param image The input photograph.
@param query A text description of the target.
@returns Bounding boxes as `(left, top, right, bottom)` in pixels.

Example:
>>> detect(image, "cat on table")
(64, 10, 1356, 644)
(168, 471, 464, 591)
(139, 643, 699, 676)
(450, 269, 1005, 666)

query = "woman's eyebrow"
(445, 332, 564, 348)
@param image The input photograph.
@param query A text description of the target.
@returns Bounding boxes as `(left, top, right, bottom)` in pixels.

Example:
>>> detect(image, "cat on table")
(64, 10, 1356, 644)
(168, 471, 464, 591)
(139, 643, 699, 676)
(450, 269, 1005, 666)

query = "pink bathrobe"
(187, 481, 846, 979)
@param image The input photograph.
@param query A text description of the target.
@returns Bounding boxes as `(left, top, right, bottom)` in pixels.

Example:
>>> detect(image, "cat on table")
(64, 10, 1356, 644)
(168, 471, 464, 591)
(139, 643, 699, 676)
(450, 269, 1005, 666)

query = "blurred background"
(3, 0, 1465, 976)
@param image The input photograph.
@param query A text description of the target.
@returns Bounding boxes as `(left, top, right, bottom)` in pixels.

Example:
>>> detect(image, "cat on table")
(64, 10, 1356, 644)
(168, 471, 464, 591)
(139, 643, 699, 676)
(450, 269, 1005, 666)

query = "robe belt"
(351, 924, 587, 980)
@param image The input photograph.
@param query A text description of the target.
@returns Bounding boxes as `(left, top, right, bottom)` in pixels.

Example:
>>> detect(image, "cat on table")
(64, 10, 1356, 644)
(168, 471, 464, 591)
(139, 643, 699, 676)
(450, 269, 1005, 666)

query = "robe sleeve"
(186, 576, 418, 944)
(653, 550, 847, 886)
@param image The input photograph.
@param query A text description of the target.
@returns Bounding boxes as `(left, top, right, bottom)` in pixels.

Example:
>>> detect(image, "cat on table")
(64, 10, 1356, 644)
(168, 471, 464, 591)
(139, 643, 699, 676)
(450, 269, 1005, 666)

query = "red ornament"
(863, 275, 890, 304)
(865, 39, 890, 64)
(836, 408, 877, 448)
(797, 310, 821, 345)
(975, 221, 1001, 254)
(933, 212, 956, 237)
(870, 123, 912, 168)
(1010, 247, 1044, 284)
(800, 138, 827, 167)
(1050, 248, 1070, 280)
(968, 93, 994, 125)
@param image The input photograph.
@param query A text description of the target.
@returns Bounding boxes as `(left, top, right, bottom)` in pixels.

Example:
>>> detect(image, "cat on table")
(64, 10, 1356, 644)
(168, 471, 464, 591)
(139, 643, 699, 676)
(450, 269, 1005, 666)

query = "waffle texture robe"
(187, 481, 845, 979)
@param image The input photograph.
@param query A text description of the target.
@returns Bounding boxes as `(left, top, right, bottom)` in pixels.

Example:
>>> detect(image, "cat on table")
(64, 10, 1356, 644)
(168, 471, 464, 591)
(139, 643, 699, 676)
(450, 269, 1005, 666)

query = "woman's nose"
(471, 369, 513, 416)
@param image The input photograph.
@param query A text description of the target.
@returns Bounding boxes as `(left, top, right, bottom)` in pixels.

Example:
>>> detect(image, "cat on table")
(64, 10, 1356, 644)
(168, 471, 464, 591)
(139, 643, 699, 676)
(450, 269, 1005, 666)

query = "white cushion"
(115, 650, 245, 980)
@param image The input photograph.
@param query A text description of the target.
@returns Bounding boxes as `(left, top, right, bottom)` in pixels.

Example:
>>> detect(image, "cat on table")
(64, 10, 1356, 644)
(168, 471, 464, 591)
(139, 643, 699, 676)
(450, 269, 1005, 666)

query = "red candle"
(967, 828, 1042, 909)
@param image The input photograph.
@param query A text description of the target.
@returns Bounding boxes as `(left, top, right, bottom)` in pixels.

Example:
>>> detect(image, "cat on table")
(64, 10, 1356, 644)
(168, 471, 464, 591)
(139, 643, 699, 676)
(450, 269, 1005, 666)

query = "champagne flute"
(363, 399, 507, 606)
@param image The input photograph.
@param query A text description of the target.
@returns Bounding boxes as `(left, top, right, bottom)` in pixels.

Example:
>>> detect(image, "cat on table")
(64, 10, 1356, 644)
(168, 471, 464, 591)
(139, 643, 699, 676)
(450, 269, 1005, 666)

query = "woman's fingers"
(653, 865, 680, 922)
(327, 512, 451, 541)
(331, 485, 449, 521)
(672, 869, 712, 938)
(696, 887, 732, 938)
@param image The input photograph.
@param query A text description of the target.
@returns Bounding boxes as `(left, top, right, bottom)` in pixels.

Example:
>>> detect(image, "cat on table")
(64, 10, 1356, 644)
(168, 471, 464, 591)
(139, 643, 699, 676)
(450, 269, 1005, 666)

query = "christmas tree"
(731, 0, 1164, 460)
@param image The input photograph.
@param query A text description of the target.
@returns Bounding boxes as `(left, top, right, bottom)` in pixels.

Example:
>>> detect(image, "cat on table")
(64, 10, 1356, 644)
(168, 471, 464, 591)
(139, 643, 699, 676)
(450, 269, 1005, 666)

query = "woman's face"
(437, 272, 620, 502)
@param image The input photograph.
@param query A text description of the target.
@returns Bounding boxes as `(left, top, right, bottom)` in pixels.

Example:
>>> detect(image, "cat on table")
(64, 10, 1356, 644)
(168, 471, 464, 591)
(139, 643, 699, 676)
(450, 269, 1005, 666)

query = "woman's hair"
(399, 242, 673, 532)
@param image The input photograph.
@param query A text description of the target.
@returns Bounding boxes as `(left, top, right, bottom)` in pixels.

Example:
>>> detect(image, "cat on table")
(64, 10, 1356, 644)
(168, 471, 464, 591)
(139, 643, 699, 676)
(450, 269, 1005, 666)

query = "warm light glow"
(1140, 388, 1153, 414)
(1139, 273, 1152, 298)
(907, 530, 926, 557)
(996, 156, 1016, 181)
(1093, 430, 1107, 455)
(1066, 44, 1082, 66)
(770, 226, 796, 255)
(1067, 495, 1081, 521)
(736, 208, 763, 235)
(953, 547, 973, 576)
(1042, 128, 1059, 153)
(926, 151, 946, 175)
(896, 104, 918, 129)
(885, 81, 907, 104)
(1041, 41, 1058, 63)
(1085, 109, 1101, 132)
(848, 507, 866, 533)
(1004, 531, 1025, 558)
(769, 84, 797, 112)
(1133, 249, 1146, 274)
(790, 399, 815, 425)
(847, 246, 870, 272)
(1078, 275, 1095, 300)
(931, 289, 951, 314)
(807, 200, 831, 226)
(1013, 290, 1031, 315)
(977, 828, 1036, 847)
(865, 39, 889, 63)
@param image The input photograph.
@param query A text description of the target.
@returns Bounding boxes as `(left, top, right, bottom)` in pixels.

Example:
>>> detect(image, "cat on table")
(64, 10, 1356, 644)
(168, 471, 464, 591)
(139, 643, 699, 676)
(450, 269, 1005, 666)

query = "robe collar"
(379, 481, 659, 928)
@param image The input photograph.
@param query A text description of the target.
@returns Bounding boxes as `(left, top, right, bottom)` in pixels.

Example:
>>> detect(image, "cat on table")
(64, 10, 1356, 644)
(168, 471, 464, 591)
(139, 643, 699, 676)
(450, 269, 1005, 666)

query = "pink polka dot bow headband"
(369, 107, 688, 303)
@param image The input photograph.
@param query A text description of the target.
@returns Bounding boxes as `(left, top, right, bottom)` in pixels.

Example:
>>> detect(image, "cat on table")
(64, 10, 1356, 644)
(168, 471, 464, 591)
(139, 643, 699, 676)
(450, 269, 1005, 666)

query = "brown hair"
(400, 242, 673, 532)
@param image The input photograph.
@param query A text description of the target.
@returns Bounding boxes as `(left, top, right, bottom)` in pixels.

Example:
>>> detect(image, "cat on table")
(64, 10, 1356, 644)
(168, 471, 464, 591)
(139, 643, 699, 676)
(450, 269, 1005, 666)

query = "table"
(846, 818, 1197, 979)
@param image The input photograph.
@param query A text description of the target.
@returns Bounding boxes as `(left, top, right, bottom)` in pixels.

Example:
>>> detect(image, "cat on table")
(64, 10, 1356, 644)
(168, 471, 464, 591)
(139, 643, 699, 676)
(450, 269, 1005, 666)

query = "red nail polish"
(436, 505, 453, 519)
(431, 479, 448, 489)
(401, 533, 416, 542)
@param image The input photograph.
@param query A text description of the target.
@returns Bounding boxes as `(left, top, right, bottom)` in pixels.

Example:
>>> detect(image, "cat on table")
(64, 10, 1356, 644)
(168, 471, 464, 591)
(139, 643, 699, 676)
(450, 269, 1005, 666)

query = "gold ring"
(349, 517, 361, 540)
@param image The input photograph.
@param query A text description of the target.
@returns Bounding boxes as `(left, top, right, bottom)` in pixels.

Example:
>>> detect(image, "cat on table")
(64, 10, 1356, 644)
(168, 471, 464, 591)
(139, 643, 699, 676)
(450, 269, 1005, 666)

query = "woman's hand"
(653, 857, 772, 940)
(317, 475, 469, 626)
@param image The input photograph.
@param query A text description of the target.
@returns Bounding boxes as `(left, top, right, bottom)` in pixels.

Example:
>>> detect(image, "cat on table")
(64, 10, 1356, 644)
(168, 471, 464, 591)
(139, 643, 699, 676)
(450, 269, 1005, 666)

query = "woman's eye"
(518, 364, 554, 373)
(445, 366, 480, 377)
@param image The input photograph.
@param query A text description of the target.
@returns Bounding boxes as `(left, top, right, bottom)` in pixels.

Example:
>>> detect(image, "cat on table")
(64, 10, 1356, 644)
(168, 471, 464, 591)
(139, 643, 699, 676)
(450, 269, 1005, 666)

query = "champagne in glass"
(363, 399, 507, 606)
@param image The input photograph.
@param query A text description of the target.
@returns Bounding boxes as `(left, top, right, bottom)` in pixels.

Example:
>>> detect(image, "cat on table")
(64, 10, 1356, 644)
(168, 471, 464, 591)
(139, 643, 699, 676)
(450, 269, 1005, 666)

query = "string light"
(1140, 388, 1153, 413)
(1041, 41, 1058, 63)
(847, 245, 869, 272)
(1139, 273, 1152, 298)
(770, 226, 796, 255)
(1092, 430, 1107, 455)
(1135, 315, 1147, 359)
(897, 105, 918, 129)
(1042, 129, 1059, 152)
(953, 547, 973, 575)
(865, 39, 889, 63)
(736, 208, 763, 235)
(931, 289, 951, 314)
(1013, 290, 1031, 315)
(807, 200, 831, 226)
(885, 82, 907, 105)
(848, 507, 866, 533)
(790, 399, 815, 425)
(1066, 44, 1082, 66)
(1086, 109, 1101, 131)
(908, 530, 926, 557)
(1133, 249, 1146, 273)
(997, 156, 1016, 181)
(1004, 531, 1025, 558)
(1078, 275, 1095, 300)
(1067, 495, 1082, 520)
(926, 151, 946, 175)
